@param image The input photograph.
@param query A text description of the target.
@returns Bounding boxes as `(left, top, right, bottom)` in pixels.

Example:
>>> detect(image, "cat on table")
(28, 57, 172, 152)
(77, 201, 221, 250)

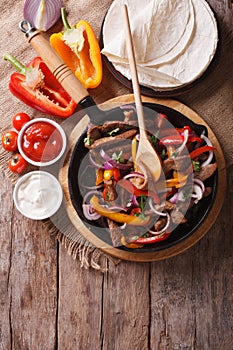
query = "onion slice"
(200, 134, 214, 167)
(23, 0, 63, 31)
(148, 213, 171, 235)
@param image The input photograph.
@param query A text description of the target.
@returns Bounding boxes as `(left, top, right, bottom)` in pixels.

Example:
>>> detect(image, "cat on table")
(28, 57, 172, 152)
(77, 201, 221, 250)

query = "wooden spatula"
(122, 4, 161, 182)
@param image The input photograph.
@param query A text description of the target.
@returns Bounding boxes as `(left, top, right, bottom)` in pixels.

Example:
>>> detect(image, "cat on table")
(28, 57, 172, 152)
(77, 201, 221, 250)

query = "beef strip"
(104, 179, 117, 201)
(107, 219, 123, 247)
(86, 129, 138, 150)
(195, 163, 217, 182)
(162, 155, 191, 174)
(85, 121, 138, 148)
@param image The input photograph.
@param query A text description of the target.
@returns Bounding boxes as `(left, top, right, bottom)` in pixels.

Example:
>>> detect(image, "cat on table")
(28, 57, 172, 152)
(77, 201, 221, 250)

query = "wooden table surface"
(1, 1, 233, 349)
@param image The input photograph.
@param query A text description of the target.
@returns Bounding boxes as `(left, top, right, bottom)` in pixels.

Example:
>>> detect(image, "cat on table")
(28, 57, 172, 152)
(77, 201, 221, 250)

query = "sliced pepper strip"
(117, 179, 160, 204)
(90, 195, 150, 226)
(190, 146, 215, 160)
(132, 231, 171, 244)
(4, 54, 76, 117)
(50, 8, 102, 89)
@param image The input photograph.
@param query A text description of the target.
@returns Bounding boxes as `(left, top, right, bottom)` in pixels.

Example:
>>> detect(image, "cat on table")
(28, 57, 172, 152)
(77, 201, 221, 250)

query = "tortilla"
(102, 0, 192, 64)
(102, 0, 218, 90)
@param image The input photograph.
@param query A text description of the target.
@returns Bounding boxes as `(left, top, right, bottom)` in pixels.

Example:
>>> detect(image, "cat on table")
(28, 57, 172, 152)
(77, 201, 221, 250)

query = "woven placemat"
(0, 0, 232, 271)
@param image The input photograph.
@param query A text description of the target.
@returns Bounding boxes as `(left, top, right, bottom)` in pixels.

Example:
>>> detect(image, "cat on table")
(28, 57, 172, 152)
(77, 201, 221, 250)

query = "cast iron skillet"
(68, 102, 218, 253)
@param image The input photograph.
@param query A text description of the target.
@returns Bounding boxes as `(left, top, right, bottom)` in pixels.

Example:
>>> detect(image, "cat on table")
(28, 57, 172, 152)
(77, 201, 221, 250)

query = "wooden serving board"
(59, 94, 226, 262)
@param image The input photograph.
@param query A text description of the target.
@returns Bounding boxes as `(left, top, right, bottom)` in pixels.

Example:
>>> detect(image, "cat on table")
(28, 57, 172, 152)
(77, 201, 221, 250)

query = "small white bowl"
(13, 170, 63, 220)
(18, 118, 67, 167)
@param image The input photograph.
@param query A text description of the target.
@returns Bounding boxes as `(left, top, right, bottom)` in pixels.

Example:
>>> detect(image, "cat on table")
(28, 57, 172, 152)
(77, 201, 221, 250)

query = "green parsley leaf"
(192, 160, 200, 172)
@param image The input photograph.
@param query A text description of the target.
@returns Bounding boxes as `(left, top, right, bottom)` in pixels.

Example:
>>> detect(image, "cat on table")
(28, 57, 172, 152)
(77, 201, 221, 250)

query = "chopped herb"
(108, 127, 120, 136)
(138, 195, 147, 212)
(112, 150, 124, 163)
(149, 130, 160, 149)
(84, 136, 94, 146)
(161, 148, 167, 159)
(192, 160, 200, 172)
(134, 212, 146, 220)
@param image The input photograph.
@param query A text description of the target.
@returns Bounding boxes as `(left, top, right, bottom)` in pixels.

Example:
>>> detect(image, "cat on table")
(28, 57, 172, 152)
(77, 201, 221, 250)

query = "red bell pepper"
(190, 145, 215, 160)
(132, 231, 171, 244)
(4, 54, 77, 118)
(118, 179, 160, 204)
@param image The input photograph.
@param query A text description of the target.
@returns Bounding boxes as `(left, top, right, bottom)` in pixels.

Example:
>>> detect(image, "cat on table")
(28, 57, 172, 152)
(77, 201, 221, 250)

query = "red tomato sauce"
(22, 122, 63, 162)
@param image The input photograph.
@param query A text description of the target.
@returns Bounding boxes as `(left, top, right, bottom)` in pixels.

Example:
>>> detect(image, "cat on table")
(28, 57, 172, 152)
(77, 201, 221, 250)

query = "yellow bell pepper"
(166, 174, 188, 188)
(90, 195, 150, 226)
(50, 8, 102, 89)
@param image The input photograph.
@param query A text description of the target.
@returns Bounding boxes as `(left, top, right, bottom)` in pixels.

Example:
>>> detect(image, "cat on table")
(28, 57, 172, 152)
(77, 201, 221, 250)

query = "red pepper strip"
(133, 231, 171, 244)
(4, 54, 77, 118)
(159, 135, 203, 146)
(117, 179, 160, 204)
(190, 146, 215, 159)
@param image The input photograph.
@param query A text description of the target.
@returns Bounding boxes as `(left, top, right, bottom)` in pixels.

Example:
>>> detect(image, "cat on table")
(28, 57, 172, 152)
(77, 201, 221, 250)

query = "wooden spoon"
(122, 4, 161, 182)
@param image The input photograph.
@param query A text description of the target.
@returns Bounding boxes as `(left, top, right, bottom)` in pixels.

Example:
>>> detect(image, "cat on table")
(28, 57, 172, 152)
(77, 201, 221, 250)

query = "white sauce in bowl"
(13, 171, 63, 220)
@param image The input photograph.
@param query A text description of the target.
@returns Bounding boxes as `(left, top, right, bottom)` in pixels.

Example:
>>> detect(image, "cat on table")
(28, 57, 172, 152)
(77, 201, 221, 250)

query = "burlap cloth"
(0, 0, 232, 271)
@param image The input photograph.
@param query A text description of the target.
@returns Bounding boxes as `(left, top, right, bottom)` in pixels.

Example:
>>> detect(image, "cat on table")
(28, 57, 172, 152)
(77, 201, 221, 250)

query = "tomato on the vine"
(2, 131, 18, 152)
(9, 153, 28, 174)
(12, 112, 31, 131)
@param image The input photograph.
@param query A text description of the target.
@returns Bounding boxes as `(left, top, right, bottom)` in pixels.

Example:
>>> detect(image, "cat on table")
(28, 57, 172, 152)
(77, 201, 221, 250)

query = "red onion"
(89, 153, 104, 170)
(200, 134, 214, 167)
(123, 172, 145, 180)
(148, 213, 170, 235)
(192, 184, 203, 203)
(174, 128, 189, 155)
(148, 198, 167, 216)
(194, 178, 205, 193)
(23, 0, 63, 31)
(82, 204, 101, 221)
(100, 149, 133, 170)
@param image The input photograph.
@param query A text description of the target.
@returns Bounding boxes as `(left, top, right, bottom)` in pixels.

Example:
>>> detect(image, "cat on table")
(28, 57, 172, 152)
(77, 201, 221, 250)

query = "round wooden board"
(59, 94, 226, 262)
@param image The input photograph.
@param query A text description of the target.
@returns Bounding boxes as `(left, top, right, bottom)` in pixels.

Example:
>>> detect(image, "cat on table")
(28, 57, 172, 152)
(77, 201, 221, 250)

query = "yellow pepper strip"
(95, 169, 104, 186)
(103, 169, 114, 181)
(50, 8, 102, 89)
(131, 136, 137, 168)
(166, 174, 188, 188)
(90, 195, 150, 226)
(121, 236, 144, 249)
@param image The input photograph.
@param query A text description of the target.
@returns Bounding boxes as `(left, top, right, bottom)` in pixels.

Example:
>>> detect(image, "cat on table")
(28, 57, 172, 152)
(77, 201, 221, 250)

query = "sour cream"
(13, 171, 63, 220)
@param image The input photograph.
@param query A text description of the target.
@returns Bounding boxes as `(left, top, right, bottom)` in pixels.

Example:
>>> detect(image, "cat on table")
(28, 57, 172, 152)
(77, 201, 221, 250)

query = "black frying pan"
(68, 102, 218, 252)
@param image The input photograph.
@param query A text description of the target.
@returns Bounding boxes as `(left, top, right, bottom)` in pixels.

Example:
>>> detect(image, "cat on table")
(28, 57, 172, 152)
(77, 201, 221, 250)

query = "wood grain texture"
(0, 1, 232, 349)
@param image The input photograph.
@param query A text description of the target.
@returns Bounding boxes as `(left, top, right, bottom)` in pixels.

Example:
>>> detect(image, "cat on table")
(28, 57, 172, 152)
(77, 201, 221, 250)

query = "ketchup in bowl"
(18, 118, 66, 166)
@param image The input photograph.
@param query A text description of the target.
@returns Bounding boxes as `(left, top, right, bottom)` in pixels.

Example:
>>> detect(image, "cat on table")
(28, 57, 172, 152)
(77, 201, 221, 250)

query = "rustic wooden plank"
(0, 171, 14, 350)
(57, 244, 103, 350)
(101, 261, 150, 350)
(0, 170, 58, 349)
(149, 166, 233, 349)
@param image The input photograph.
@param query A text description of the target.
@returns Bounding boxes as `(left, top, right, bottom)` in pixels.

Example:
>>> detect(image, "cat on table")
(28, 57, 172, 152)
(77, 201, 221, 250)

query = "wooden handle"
(122, 4, 146, 134)
(27, 31, 89, 104)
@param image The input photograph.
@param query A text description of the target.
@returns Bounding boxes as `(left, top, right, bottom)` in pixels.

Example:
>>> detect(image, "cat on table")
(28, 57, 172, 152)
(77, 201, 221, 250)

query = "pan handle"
(19, 20, 97, 110)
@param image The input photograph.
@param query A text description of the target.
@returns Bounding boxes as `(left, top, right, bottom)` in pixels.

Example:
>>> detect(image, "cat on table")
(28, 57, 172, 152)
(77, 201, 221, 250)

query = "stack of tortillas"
(102, 0, 218, 91)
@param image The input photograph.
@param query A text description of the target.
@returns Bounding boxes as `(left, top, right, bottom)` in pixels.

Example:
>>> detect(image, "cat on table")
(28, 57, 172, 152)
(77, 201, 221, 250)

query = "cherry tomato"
(9, 153, 28, 174)
(12, 112, 31, 131)
(2, 131, 18, 152)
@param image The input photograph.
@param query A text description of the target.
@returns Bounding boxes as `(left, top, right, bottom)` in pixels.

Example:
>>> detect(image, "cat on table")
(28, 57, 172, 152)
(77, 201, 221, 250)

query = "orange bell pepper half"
(50, 8, 102, 89)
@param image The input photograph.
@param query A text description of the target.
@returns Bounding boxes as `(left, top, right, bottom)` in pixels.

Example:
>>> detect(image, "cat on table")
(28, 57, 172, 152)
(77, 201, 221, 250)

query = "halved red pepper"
(190, 146, 215, 160)
(4, 54, 77, 118)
